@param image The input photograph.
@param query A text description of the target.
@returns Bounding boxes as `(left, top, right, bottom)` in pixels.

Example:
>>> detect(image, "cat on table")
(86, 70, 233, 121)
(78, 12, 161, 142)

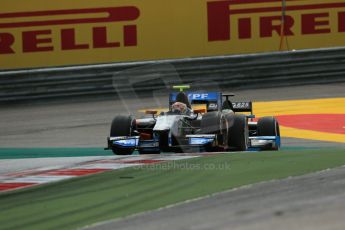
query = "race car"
(105, 86, 280, 155)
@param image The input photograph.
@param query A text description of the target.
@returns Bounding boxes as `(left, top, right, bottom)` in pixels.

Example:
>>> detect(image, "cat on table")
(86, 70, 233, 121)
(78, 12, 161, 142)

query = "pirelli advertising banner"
(1, 0, 345, 69)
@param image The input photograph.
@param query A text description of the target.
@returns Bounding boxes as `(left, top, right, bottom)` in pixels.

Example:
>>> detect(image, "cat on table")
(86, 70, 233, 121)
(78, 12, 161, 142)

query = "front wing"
(106, 134, 280, 152)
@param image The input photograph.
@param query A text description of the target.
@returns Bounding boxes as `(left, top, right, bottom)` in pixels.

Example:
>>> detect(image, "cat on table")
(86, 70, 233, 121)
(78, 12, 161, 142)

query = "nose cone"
(153, 115, 176, 131)
(153, 115, 181, 137)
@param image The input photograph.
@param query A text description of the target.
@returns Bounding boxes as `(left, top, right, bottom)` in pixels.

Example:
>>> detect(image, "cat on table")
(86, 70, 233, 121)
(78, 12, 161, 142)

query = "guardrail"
(1, 47, 345, 103)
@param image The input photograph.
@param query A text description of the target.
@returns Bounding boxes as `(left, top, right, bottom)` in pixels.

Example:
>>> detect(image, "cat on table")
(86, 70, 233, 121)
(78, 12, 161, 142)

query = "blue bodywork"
(169, 92, 222, 111)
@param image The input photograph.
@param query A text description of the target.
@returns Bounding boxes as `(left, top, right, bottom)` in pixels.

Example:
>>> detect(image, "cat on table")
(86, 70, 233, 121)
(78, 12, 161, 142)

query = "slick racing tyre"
(200, 111, 222, 134)
(200, 111, 223, 151)
(228, 114, 248, 151)
(110, 115, 136, 155)
(257, 116, 280, 150)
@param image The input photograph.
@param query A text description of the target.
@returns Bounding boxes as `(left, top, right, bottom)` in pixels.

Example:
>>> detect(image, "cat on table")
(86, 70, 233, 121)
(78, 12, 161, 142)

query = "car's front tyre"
(110, 115, 136, 155)
(257, 116, 280, 150)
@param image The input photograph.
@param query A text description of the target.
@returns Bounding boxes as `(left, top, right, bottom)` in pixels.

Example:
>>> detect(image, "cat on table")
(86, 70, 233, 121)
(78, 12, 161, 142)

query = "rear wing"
(169, 92, 221, 104)
(232, 101, 253, 114)
(169, 92, 253, 113)
(169, 92, 222, 111)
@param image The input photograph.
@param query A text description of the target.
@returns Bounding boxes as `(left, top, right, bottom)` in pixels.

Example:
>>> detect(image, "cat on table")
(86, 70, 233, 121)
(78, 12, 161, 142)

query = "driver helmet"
(171, 102, 187, 114)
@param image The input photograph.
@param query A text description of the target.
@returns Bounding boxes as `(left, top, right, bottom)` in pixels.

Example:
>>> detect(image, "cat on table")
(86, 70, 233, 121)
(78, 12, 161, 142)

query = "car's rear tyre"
(257, 116, 280, 150)
(200, 112, 222, 134)
(228, 114, 248, 151)
(200, 112, 224, 151)
(110, 115, 135, 155)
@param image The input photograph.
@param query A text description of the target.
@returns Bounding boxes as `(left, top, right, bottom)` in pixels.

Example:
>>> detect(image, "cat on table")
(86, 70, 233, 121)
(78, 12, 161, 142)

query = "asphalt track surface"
(1, 82, 345, 148)
(86, 166, 345, 230)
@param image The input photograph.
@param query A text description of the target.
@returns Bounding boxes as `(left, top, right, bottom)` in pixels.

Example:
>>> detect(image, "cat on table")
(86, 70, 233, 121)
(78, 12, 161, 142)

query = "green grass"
(0, 148, 112, 159)
(0, 146, 318, 159)
(1, 149, 345, 230)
